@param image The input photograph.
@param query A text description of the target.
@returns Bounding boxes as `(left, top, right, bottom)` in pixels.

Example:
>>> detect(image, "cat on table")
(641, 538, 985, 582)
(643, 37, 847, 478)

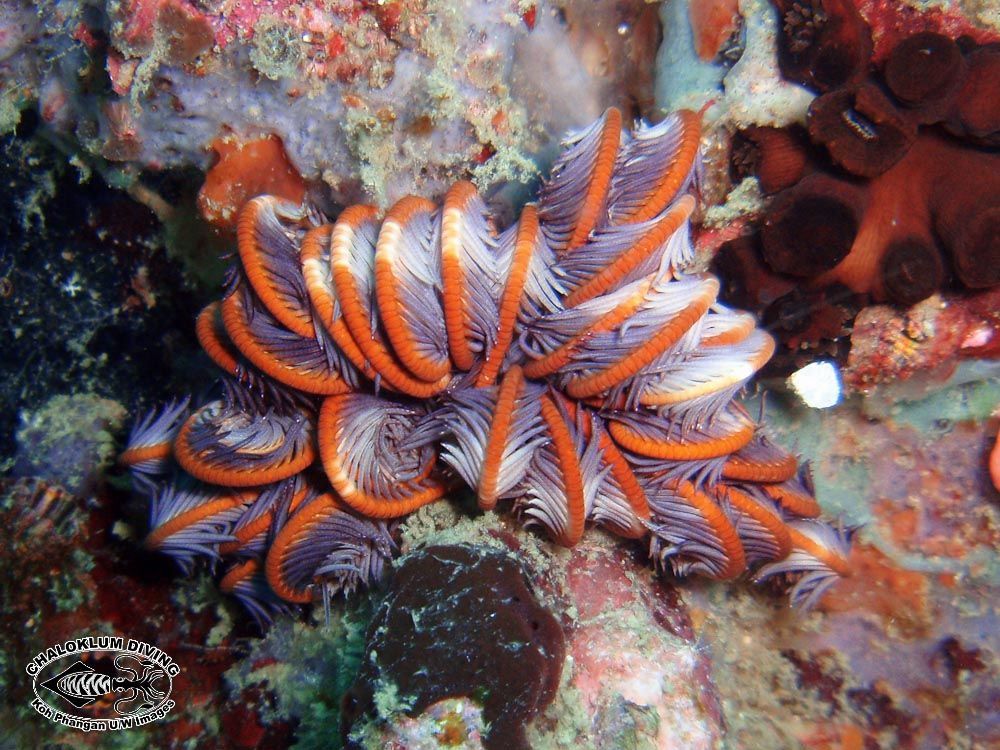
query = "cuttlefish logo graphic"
(26, 636, 179, 731)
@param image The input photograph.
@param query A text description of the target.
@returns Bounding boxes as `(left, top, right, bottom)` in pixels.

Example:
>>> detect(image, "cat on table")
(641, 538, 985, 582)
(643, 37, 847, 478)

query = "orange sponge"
(197, 134, 306, 230)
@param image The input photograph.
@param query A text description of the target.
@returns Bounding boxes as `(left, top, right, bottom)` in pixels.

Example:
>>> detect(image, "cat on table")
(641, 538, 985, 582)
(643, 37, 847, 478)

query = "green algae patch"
(338, 0, 540, 207)
(14, 393, 126, 496)
(250, 16, 304, 81)
(861, 361, 1000, 429)
(224, 606, 372, 749)
(0, 86, 26, 135)
(702, 177, 767, 229)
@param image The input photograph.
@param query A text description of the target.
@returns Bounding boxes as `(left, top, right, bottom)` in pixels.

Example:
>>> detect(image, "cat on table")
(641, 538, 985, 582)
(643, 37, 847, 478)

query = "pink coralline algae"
(841, 288, 1000, 394)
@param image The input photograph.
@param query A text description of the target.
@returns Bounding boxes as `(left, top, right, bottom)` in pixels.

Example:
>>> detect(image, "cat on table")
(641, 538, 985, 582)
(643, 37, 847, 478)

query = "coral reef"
(772, 0, 874, 91)
(1, 0, 659, 214)
(342, 545, 564, 749)
(657, 0, 819, 131)
(701, 381, 1000, 750)
(711, 6, 1000, 370)
(840, 288, 1000, 394)
(0, 116, 297, 749)
(3, 3, 998, 749)
(215, 504, 732, 748)
(198, 134, 308, 230)
(654, 1, 998, 244)
(356, 698, 490, 749)
(362, 502, 731, 748)
(125, 109, 854, 624)
(221, 609, 371, 749)
(775, 108, 996, 298)
(747, 33, 999, 300)
(554, 542, 725, 748)
(0, 473, 276, 749)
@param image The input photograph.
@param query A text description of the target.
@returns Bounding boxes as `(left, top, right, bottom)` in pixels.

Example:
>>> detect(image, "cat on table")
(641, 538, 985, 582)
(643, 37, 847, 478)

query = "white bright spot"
(788, 361, 842, 409)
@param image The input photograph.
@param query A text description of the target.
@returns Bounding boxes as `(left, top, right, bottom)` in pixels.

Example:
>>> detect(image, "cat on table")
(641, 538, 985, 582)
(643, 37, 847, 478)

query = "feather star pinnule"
(121, 108, 853, 623)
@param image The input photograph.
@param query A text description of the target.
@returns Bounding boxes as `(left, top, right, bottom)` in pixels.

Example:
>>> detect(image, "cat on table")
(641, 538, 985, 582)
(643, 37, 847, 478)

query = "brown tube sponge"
(808, 83, 917, 177)
(731, 126, 811, 195)
(713, 233, 797, 312)
(883, 32, 965, 122)
(950, 46, 1000, 146)
(934, 205, 1000, 289)
(773, 0, 873, 92)
(924, 133, 1000, 289)
(761, 172, 866, 277)
(879, 236, 946, 306)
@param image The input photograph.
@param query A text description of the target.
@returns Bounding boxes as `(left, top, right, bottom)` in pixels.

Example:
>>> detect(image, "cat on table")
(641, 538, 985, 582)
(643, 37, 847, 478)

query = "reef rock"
(341, 544, 564, 750)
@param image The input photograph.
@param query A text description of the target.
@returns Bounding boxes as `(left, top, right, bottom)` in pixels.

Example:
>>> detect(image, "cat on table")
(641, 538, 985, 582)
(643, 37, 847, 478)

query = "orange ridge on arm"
(478, 365, 524, 509)
(196, 301, 243, 377)
(441, 181, 480, 371)
(607, 409, 754, 461)
(715, 484, 793, 560)
(145, 493, 249, 551)
(565, 277, 718, 399)
(374, 196, 451, 382)
(567, 107, 623, 251)
(639, 331, 775, 407)
(265, 493, 341, 603)
(699, 313, 756, 347)
(596, 425, 651, 536)
(787, 526, 852, 578)
(219, 484, 314, 555)
(667, 480, 746, 580)
(221, 290, 352, 396)
(299, 224, 380, 381)
(722, 450, 799, 484)
(523, 277, 654, 380)
(219, 558, 260, 594)
(331, 206, 451, 398)
(616, 110, 701, 225)
(538, 394, 586, 547)
(564, 195, 695, 307)
(174, 412, 317, 487)
(119, 442, 173, 467)
(476, 205, 540, 387)
(760, 481, 822, 518)
(237, 197, 316, 339)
